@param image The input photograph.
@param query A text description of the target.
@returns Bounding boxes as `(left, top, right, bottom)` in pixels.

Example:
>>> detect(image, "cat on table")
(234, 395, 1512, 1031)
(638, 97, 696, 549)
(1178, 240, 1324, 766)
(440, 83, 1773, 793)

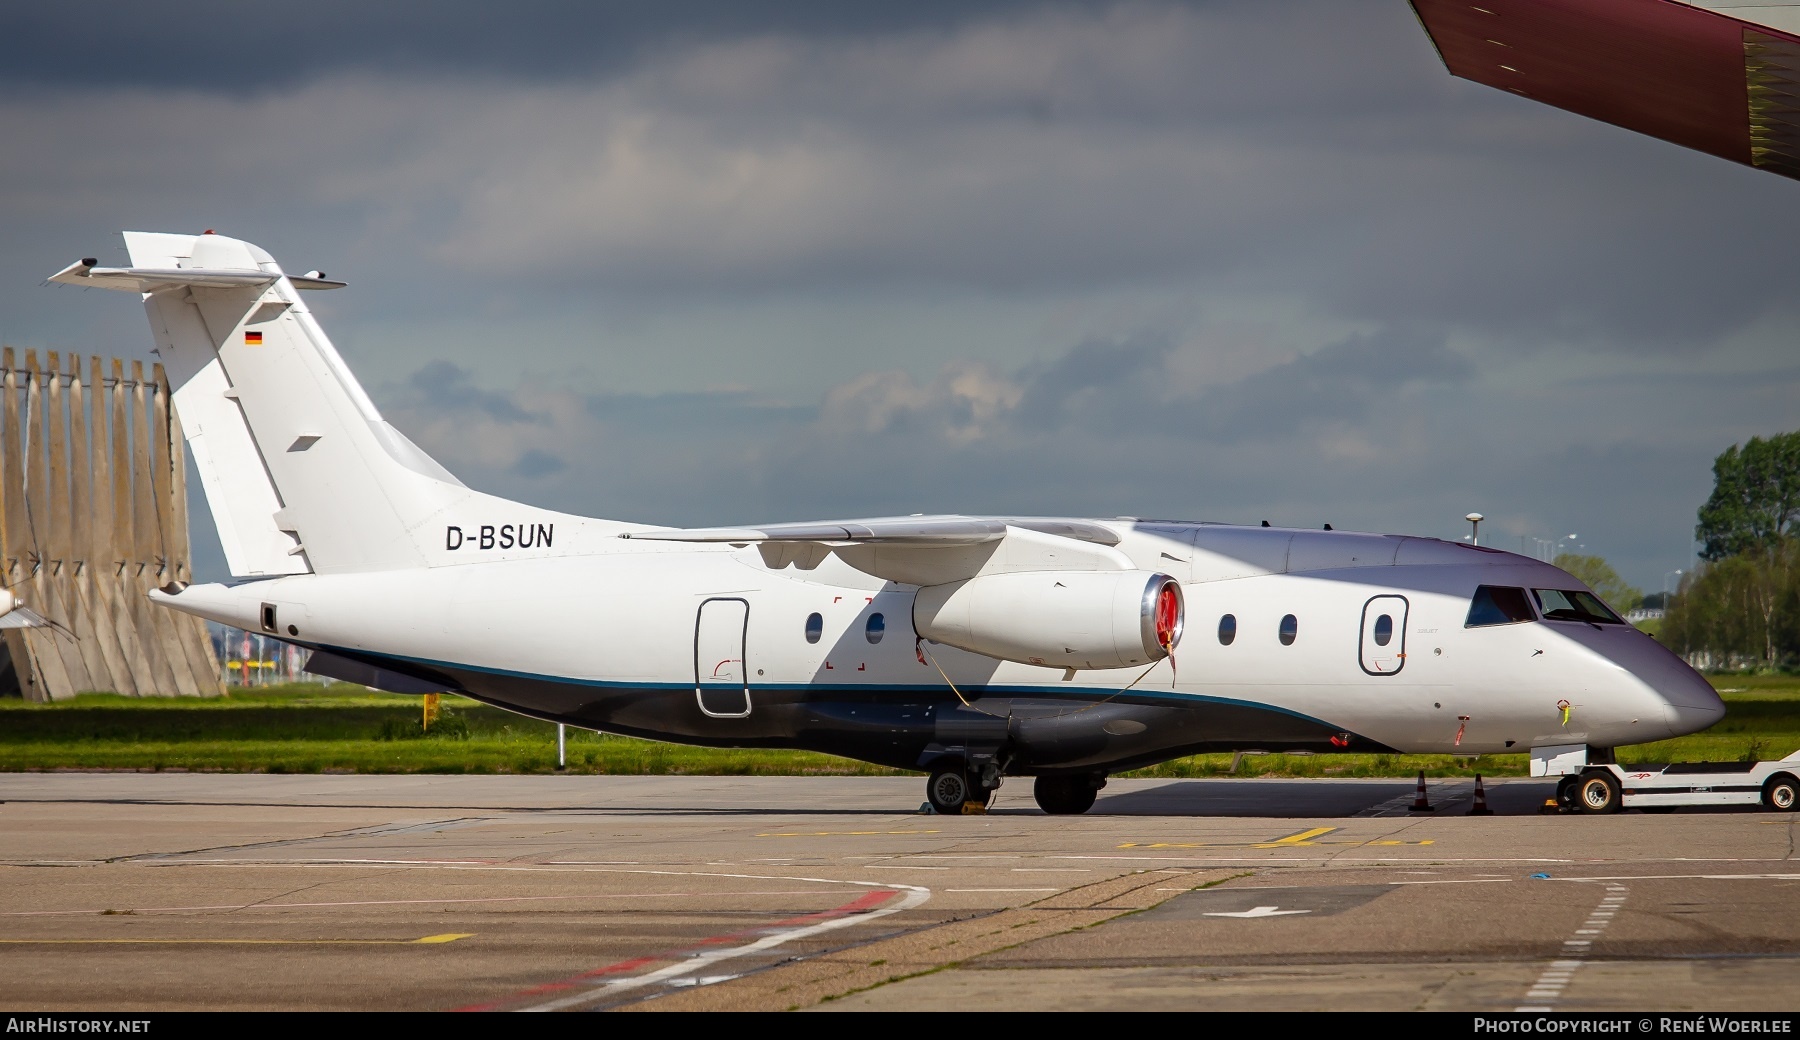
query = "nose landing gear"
(924, 748, 1007, 815)
(925, 766, 993, 815)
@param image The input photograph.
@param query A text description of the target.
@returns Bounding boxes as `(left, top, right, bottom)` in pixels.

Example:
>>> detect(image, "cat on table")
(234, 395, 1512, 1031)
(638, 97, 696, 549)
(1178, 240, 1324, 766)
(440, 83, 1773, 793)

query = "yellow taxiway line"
(1119, 826, 1435, 850)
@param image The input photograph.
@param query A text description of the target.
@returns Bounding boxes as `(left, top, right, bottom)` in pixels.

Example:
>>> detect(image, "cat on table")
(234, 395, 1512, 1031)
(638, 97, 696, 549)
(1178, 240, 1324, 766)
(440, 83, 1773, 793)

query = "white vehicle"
(49, 231, 1730, 814)
(1545, 747, 1800, 815)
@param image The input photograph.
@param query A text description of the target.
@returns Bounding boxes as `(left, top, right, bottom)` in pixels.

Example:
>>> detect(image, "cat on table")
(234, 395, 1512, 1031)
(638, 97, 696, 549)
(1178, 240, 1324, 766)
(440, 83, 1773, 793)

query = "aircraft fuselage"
(166, 521, 1724, 776)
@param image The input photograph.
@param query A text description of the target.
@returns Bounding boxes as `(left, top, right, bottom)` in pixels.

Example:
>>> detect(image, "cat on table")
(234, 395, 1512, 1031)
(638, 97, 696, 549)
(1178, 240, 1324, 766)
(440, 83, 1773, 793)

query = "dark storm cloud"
(1010, 327, 1471, 439)
(0, 1, 1045, 91)
(11, 0, 1795, 352)
(381, 325, 1477, 526)
(1183, 327, 1473, 439)
(511, 449, 567, 478)
(18, 0, 1800, 594)
(404, 360, 534, 423)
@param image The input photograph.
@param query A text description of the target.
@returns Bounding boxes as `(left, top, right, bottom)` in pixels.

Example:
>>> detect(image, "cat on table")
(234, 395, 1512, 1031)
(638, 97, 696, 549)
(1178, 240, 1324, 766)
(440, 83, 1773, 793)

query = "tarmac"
(0, 772, 1795, 1012)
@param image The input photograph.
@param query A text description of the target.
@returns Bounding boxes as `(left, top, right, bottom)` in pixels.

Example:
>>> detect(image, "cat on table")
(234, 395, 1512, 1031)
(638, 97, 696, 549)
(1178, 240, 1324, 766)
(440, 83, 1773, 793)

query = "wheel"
(1763, 774, 1798, 812)
(1575, 770, 1621, 814)
(926, 768, 987, 814)
(1033, 775, 1099, 815)
(1555, 775, 1578, 810)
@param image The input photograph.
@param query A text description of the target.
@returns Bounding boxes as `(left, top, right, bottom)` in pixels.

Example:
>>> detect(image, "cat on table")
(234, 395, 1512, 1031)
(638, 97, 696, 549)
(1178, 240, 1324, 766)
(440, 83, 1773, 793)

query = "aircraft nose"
(1572, 626, 1724, 738)
(1664, 697, 1725, 737)
(1627, 639, 1724, 737)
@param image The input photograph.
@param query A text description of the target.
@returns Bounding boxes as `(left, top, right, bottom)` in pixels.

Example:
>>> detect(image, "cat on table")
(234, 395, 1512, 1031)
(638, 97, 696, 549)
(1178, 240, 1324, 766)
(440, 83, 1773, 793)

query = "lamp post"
(1663, 569, 1683, 607)
(1465, 512, 1484, 546)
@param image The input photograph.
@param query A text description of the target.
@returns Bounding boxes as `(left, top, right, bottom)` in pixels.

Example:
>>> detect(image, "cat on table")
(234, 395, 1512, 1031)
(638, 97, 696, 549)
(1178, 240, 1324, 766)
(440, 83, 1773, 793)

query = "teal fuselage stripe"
(319, 642, 1348, 731)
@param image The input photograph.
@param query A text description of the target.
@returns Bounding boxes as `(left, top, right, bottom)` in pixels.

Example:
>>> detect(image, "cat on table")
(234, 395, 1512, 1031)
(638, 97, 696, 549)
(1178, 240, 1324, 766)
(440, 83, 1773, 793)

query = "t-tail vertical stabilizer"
(50, 231, 631, 577)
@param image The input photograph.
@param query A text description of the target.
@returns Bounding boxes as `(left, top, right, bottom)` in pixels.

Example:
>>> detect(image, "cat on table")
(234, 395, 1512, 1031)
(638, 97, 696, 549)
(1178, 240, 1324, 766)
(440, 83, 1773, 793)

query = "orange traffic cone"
(1409, 770, 1434, 812)
(1468, 773, 1493, 815)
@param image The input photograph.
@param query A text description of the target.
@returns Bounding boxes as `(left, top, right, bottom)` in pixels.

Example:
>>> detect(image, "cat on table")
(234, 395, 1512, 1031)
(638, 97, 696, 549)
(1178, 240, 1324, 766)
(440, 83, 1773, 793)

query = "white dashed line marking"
(1514, 883, 1627, 1012)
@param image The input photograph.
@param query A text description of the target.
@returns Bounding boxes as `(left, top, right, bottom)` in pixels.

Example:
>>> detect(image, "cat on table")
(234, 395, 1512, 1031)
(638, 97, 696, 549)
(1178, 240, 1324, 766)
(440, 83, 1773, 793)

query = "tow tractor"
(1532, 743, 1800, 814)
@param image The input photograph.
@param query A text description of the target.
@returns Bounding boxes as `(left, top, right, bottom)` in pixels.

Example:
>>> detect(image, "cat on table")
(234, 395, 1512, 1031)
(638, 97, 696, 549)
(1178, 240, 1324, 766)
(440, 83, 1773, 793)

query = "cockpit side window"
(1532, 589, 1624, 625)
(1465, 585, 1535, 627)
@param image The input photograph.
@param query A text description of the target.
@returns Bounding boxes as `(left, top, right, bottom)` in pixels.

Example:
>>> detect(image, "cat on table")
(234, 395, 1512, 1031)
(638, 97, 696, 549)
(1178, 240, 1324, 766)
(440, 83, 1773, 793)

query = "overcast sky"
(5, 0, 1797, 592)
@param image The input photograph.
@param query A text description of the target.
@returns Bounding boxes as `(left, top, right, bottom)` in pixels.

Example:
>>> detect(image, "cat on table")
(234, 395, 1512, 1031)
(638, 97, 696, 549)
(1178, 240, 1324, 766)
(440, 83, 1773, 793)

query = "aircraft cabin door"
(1359, 595, 1408, 676)
(695, 598, 751, 718)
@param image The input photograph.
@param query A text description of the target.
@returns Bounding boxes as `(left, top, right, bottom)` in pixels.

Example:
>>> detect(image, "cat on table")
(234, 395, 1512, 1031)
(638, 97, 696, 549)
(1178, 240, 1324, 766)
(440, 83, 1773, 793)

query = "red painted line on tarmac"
(453, 888, 898, 1012)
(455, 957, 660, 1011)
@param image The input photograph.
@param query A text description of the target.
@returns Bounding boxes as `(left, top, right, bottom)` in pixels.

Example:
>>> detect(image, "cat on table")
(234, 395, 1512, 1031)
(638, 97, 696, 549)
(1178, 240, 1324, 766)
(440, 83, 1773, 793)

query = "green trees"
(1662, 544, 1800, 670)
(1666, 431, 1800, 670)
(1552, 554, 1643, 613)
(1696, 431, 1800, 561)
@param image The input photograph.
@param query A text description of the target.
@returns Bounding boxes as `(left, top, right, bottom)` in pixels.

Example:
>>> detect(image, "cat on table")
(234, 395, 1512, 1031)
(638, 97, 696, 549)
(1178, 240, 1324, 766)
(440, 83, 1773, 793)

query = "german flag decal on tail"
(244, 330, 263, 345)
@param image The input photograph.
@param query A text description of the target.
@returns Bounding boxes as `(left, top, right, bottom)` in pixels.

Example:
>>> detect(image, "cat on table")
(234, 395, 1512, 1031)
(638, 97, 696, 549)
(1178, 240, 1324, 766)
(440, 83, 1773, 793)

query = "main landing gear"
(1033, 775, 1105, 815)
(923, 761, 1109, 816)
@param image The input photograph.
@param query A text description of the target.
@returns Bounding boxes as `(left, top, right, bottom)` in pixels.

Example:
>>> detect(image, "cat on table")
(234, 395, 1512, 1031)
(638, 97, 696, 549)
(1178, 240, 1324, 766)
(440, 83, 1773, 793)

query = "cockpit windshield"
(1532, 589, 1624, 625)
(1465, 585, 1535, 627)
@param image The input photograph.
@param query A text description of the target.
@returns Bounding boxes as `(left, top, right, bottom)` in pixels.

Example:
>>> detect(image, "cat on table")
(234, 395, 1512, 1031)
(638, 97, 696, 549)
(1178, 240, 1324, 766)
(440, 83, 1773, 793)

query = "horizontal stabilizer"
(47, 260, 345, 293)
(0, 605, 52, 630)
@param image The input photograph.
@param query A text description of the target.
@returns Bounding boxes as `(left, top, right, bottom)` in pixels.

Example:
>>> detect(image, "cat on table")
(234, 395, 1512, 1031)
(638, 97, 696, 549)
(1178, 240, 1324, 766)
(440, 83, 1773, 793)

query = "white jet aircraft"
(46, 231, 1726, 815)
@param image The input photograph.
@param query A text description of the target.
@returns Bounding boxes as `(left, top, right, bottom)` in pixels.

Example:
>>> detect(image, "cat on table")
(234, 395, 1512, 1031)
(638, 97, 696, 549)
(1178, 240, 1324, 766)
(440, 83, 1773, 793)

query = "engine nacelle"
(913, 570, 1183, 671)
(0, 588, 15, 617)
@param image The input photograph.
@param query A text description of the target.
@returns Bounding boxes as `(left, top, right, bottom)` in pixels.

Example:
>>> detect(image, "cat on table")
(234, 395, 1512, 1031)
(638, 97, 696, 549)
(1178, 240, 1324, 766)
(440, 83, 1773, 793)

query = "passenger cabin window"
(1465, 585, 1535, 627)
(866, 612, 886, 644)
(1218, 614, 1236, 646)
(804, 612, 824, 644)
(1278, 614, 1297, 646)
(1532, 589, 1624, 625)
(1373, 614, 1393, 646)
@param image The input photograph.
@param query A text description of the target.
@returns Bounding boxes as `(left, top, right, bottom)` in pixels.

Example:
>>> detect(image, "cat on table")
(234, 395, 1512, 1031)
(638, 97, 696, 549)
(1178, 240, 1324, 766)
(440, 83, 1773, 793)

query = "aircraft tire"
(927, 768, 987, 814)
(1555, 775, 1579, 810)
(1575, 770, 1621, 814)
(1763, 774, 1798, 812)
(1033, 775, 1098, 815)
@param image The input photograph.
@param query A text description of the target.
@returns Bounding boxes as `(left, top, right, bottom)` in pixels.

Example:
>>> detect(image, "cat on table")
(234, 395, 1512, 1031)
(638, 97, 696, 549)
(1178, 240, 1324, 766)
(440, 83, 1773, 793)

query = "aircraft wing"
(1410, 0, 1800, 180)
(625, 516, 1129, 586)
(623, 515, 1122, 546)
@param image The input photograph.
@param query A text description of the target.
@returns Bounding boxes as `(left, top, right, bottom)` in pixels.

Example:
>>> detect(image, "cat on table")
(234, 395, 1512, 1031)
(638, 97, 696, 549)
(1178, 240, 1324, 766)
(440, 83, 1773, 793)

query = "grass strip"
(0, 678, 1794, 777)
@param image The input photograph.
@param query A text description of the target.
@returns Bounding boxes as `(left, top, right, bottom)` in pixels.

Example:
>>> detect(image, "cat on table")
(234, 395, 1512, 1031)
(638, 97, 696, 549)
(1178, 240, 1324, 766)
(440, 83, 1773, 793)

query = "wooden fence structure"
(0, 349, 221, 700)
